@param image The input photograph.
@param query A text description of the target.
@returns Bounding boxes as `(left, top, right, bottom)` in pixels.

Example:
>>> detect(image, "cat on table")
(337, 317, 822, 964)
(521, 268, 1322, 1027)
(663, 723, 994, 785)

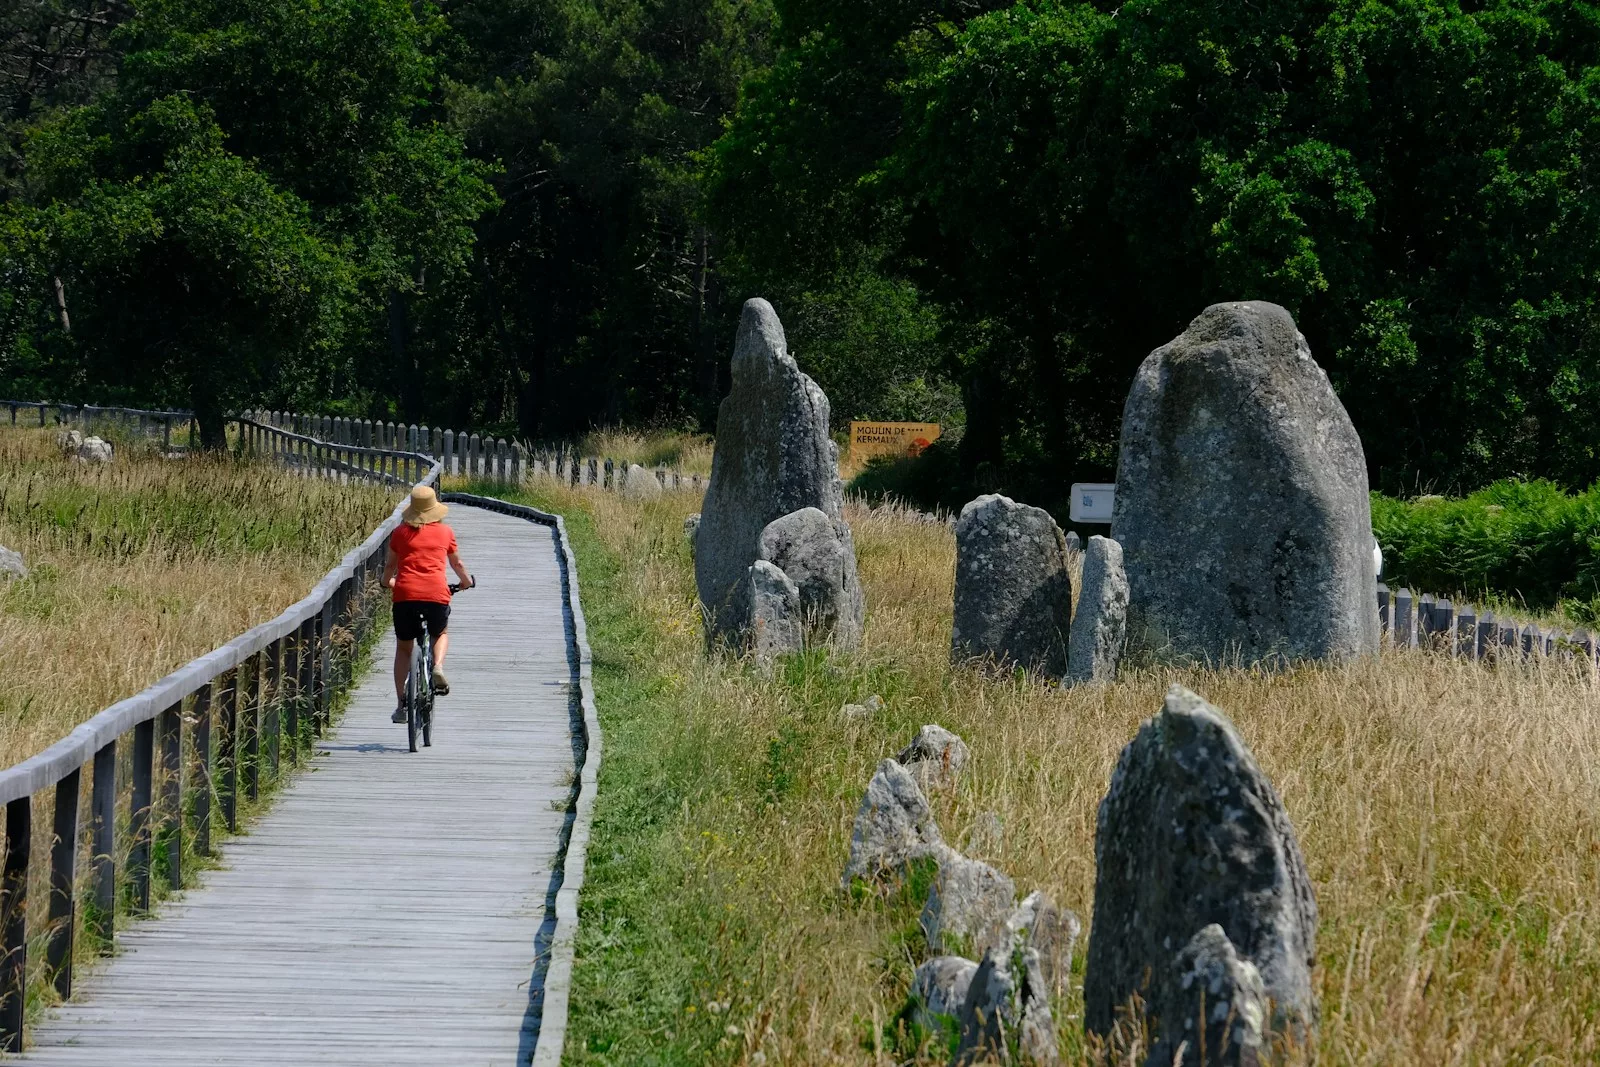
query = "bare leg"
(393, 639, 414, 703)
(433, 631, 449, 670)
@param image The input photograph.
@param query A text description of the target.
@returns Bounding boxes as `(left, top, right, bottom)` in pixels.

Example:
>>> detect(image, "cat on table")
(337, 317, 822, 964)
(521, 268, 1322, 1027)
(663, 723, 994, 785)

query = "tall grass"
(521, 482, 1600, 1065)
(0, 427, 396, 766)
(576, 428, 716, 474)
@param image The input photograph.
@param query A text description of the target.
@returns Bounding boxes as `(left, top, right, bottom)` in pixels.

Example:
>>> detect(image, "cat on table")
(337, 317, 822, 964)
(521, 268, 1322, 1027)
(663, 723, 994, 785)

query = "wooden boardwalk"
(22, 504, 581, 1065)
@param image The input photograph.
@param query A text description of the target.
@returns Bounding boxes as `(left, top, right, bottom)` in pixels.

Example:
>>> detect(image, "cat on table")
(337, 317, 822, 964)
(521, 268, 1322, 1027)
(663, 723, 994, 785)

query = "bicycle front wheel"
(405, 647, 423, 754)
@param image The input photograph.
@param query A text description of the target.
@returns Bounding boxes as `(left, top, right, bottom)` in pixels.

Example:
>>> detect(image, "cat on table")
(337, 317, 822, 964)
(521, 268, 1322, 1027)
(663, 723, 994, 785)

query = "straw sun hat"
(402, 485, 449, 527)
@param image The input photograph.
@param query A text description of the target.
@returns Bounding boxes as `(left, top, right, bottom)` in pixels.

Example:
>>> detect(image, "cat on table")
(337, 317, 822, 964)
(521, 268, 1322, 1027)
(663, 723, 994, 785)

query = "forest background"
(4, 0, 1600, 513)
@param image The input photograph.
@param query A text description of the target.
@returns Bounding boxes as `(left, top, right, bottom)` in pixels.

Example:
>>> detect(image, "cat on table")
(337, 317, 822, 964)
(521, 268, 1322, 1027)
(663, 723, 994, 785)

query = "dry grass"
(535, 480, 1600, 1065)
(0, 426, 396, 767)
(576, 427, 717, 475)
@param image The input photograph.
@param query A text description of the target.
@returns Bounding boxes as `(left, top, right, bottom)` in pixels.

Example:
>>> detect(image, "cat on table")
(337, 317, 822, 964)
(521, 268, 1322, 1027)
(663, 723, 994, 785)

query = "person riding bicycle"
(383, 486, 473, 723)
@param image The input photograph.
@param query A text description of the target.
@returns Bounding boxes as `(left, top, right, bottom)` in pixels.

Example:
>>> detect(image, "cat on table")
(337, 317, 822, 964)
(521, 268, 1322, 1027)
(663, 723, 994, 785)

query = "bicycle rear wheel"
(420, 653, 434, 748)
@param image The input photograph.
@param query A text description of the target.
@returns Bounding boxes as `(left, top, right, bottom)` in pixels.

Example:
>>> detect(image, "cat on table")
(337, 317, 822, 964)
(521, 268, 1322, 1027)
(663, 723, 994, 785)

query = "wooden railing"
(244, 409, 706, 492)
(237, 417, 433, 487)
(1377, 582, 1598, 670)
(3, 400, 196, 451)
(0, 417, 440, 1051)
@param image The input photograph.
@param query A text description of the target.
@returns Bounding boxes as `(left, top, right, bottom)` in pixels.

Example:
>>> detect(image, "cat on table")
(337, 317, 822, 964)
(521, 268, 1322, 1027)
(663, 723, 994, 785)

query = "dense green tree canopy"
(713, 0, 1600, 506)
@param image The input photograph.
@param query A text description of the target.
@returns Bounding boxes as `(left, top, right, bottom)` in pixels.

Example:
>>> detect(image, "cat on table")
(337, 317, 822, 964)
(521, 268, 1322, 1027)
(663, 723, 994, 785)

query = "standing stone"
(625, 463, 662, 498)
(1066, 535, 1129, 684)
(952, 495, 1073, 674)
(0, 546, 26, 580)
(1147, 923, 1270, 1067)
(757, 506, 865, 648)
(954, 937, 1058, 1066)
(920, 851, 1015, 954)
(843, 759, 944, 885)
(1112, 301, 1378, 665)
(696, 299, 846, 646)
(1083, 685, 1317, 1060)
(684, 513, 702, 560)
(745, 561, 802, 661)
(896, 724, 970, 792)
(910, 956, 978, 1032)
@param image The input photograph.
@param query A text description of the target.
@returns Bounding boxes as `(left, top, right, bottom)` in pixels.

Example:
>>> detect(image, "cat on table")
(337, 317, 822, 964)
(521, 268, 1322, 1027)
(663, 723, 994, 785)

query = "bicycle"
(403, 579, 473, 753)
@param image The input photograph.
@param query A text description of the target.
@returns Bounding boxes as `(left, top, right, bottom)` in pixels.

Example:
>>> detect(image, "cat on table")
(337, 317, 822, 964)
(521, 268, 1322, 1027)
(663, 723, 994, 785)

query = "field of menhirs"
(546, 481, 1600, 1065)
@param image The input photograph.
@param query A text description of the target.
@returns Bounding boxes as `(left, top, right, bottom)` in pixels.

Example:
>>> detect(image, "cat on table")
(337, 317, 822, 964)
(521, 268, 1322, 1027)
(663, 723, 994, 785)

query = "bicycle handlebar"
(448, 576, 477, 595)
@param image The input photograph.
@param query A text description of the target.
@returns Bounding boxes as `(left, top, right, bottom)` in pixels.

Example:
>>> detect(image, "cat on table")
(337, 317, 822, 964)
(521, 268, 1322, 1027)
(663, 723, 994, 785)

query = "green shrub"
(1372, 480, 1600, 618)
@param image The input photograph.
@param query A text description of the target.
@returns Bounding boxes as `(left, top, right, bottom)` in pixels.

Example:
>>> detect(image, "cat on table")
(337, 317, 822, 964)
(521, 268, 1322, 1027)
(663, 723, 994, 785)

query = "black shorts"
(393, 600, 449, 641)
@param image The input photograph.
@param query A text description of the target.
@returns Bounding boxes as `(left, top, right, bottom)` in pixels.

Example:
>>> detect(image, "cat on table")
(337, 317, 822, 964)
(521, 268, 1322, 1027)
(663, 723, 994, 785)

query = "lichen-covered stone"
(843, 759, 943, 885)
(745, 561, 802, 661)
(624, 464, 662, 498)
(0, 546, 26, 581)
(952, 495, 1072, 674)
(1146, 924, 1269, 1067)
(921, 851, 1015, 955)
(896, 724, 970, 792)
(1112, 301, 1379, 665)
(1083, 685, 1317, 1057)
(1066, 535, 1128, 684)
(684, 513, 701, 558)
(757, 506, 864, 648)
(910, 956, 978, 1033)
(696, 299, 845, 646)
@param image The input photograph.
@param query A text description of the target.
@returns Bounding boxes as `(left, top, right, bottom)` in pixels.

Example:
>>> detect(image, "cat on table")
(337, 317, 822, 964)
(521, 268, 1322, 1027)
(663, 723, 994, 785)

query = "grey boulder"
(952, 495, 1073, 674)
(1083, 685, 1317, 1058)
(0, 546, 26, 581)
(696, 299, 844, 646)
(684, 513, 701, 558)
(1065, 535, 1128, 684)
(842, 759, 943, 886)
(757, 506, 864, 648)
(624, 464, 662, 498)
(75, 436, 113, 464)
(1112, 300, 1379, 666)
(910, 956, 978, 1033)
(921, 851, 1015, 955)
(1146, 924, 1270, 1067)
(896, 724, 970, 792)
(953, 938, 1059, 1066)
(55, 429, 83, 454)
(745, 561, 803, 661)
(1008, 890, 1081, 997)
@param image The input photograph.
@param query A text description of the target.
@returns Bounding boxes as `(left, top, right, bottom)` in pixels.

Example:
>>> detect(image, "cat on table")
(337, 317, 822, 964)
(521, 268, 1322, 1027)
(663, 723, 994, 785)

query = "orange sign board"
(850, 421, 942, 463)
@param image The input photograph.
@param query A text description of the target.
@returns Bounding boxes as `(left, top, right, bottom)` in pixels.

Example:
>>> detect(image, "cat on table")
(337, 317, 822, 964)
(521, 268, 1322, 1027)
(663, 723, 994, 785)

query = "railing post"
(1457, 605, 1477, 659)
(0, 795, 30, 1051)
(244, 653, 261, 802)
(129, 717, 155, 912)
(220, 670, 239, 832)
(469, 433, 481, 476)
(283, 630, 300, 765)
(318, 600, 334, 731)
(299, 618, 317, 739)
(192, 682, 213, 855)
(159, 701, 182, 889)
(47, 766, 80, 999)
(89, 742, 116, 950)
(264, 639, 282, 781)
(444, 430, 455, 475)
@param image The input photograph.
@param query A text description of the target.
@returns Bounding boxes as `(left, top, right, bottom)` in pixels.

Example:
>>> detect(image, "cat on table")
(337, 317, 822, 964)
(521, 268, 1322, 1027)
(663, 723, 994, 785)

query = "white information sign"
(1069, 482, 1116, 524)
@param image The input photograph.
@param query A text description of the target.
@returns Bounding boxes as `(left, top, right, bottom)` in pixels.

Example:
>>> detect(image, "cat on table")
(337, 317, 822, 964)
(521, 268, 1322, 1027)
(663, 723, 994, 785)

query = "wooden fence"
(244, 409, 705, 492)
(0, 417, 439, 1052)
(1377, 582, 1597, 670)
(2, 401, 196, 451)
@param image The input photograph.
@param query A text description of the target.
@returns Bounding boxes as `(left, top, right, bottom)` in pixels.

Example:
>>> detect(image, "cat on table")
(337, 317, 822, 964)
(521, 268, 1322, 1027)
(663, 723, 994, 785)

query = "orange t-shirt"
(390, 522, 457, 604)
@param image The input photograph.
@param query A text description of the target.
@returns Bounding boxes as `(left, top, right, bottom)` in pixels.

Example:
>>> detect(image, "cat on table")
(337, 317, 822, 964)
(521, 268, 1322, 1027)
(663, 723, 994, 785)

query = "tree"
(713, 0, 1600, 507)
(1, 0, 495, 439)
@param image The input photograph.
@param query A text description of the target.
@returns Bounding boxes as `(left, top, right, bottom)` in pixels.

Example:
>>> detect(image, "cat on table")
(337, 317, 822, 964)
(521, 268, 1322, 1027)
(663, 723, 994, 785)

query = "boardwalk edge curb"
(441, 492, 599, 1067)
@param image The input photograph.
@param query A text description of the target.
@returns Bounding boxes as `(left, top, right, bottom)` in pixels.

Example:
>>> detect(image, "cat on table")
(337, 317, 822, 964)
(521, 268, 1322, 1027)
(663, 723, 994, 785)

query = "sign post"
(1069, 483, 1116, 524)
(849, 421, 942, 464)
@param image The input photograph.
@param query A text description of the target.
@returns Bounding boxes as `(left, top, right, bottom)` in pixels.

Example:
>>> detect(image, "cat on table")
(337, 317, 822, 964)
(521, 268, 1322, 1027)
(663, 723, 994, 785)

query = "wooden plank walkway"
(22, 504, 581, 1066)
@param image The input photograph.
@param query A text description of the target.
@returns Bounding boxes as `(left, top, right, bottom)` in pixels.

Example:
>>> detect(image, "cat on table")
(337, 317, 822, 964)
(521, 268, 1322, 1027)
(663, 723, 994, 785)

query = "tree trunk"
(192, 389, 226, 451)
